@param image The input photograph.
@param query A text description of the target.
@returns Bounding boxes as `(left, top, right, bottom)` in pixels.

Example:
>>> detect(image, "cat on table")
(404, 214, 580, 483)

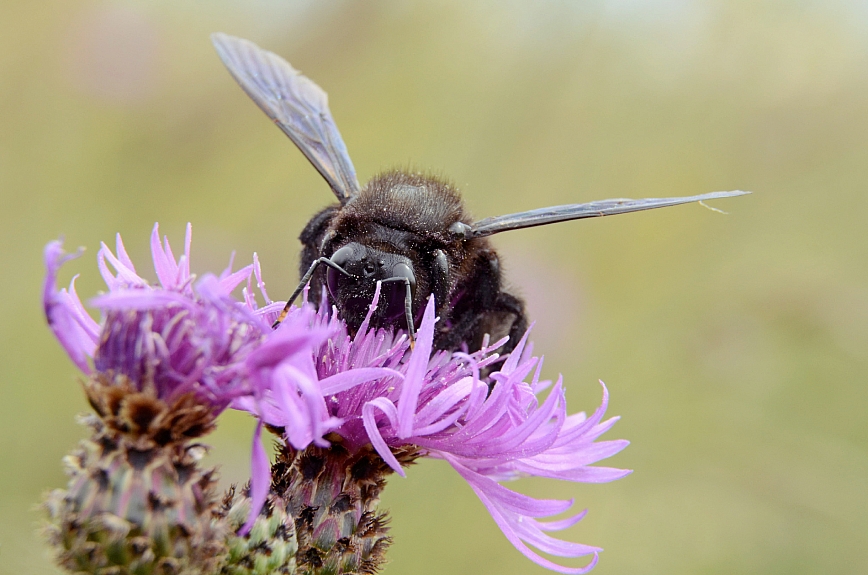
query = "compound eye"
(326, 265, 342, 299)
(326, 245, 357, 299)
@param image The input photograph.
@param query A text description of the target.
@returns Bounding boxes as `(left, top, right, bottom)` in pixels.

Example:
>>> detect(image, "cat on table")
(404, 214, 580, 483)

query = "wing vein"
(469, 190, 751, 237)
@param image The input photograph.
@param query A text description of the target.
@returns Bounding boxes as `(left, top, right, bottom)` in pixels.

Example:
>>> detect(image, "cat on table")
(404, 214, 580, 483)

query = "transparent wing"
(468, 190, 750, 238)
(212, 33, 360, 203)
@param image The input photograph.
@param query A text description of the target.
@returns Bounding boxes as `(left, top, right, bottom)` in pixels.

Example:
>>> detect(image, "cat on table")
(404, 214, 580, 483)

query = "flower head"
(42, 223, 270, 574)
(44, 223, 267, 417)
(238, 283, 630, 573)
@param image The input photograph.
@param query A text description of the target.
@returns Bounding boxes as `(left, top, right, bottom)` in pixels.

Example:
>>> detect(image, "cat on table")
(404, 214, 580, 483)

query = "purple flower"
(238, 283, 631, 574)
(43, 223, 268, 411)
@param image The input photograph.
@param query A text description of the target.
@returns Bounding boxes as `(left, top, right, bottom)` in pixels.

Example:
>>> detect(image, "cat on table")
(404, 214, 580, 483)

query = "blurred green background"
(2, 1, 867, 573)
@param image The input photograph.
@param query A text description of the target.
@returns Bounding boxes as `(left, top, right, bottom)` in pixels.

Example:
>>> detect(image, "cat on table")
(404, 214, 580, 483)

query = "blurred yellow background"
(2, 1, 867, 574)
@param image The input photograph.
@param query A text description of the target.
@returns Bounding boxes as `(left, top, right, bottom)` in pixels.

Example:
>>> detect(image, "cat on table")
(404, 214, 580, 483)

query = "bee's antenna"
(272, 258, 353, 329)
(381, 276, 416, 349)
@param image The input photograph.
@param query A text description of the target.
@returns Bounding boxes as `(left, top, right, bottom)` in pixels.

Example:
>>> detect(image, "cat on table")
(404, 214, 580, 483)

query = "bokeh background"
(2, 1, 867, 573)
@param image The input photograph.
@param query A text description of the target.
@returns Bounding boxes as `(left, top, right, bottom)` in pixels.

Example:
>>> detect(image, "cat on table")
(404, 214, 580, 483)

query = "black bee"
(212, 33, 746, 356)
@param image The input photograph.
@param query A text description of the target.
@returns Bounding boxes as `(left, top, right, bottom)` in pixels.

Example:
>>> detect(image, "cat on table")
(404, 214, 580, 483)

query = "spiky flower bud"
(42, 225, 268, 574)
(44, 413, 225, 575)
(219, 486, 298, 575)
(220, 438, 418, 575)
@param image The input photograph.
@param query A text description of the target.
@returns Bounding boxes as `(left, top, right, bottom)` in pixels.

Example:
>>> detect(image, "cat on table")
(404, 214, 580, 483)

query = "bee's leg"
(478, 291, 528, 388)
(434, 250, 496, 353)
(435, 249, 526, 363)
(298, 204, 340, 305)
(488, 291, 528, 359)
(402, 278, 416, 348)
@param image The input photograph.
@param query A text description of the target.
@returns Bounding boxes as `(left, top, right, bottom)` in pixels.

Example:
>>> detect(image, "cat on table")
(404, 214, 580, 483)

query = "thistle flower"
(236, 282, 631, 574)
(43, 223, 267, 575)
(42, 222, 629, 574)
(44, 223, 266, 415)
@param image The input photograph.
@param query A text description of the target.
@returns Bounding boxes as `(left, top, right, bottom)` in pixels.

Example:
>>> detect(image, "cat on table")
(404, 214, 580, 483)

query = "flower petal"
(362, 397, 404, 475)
(447, 456, 601, 574)
(320, 367, 403, 396)
(43, 241, 97, 372)
(239, 421, 270, 536)
(396, 296, 436, 438)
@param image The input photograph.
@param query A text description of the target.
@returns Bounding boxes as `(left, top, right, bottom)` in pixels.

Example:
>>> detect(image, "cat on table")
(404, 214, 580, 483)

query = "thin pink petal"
(239, 421, 270, 536)
(182, 222, 192, 281)
(114, 232, 136, 271)
(362, 398, 404, 475)
(395, 296, 437, 437)
(43, 241, 96, 372)
(319, 368, 403, 395)
(220, 263, 254, 295)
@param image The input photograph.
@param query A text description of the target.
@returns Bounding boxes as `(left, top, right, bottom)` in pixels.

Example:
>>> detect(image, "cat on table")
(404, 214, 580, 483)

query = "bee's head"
(326, 242, 417, 331)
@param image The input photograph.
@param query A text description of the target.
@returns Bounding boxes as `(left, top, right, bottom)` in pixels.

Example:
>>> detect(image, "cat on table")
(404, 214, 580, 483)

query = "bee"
(212, 33, 746, 356)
